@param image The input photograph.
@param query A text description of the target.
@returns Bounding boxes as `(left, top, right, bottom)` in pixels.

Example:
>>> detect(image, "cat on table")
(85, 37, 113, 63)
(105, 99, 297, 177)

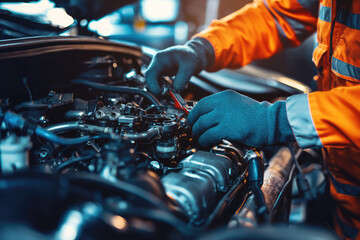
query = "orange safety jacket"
(195, 0, 360, 239)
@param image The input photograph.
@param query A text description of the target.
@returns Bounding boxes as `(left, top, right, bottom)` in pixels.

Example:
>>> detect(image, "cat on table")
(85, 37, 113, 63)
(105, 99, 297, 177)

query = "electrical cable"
(249, 182, 269, 223)
(288, 145, 304, 177)
(202, 172, 246, 229)
(288, 145, 313, 199)
(145, 105, 169, 114)
(271, 164, 296, 214)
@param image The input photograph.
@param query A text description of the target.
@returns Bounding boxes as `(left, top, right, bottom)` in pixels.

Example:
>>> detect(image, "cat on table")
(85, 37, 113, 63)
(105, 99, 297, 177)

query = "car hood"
(54, 0, 138, 20)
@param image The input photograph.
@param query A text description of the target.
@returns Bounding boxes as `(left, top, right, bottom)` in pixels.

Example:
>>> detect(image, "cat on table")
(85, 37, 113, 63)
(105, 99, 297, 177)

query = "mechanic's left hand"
(187, 90, 295, 147)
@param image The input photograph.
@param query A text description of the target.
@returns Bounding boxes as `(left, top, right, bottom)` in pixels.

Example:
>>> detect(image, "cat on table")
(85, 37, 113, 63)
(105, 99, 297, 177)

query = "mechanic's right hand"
(145, 37, 215, 96)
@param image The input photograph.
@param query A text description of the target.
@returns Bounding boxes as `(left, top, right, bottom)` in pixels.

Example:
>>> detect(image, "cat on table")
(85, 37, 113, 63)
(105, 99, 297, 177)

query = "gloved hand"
(145, 37, 215, 95)
(187, 90, 295, 147)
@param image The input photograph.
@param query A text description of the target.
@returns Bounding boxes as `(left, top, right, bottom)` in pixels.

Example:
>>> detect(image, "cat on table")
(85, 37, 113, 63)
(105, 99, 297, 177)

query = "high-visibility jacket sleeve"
(286, 85, 360, 149)
(194, 0, 318, 71)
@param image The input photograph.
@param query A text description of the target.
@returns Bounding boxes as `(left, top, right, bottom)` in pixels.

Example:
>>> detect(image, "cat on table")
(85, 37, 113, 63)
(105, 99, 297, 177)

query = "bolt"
(39, 150, 48, 159)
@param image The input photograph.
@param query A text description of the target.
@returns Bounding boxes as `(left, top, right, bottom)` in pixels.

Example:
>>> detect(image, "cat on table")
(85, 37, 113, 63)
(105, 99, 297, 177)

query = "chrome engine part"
(162, 151, 241, 225)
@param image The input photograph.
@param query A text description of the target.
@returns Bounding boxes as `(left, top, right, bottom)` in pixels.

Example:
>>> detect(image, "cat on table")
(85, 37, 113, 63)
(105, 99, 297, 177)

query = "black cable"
(0, 105, 7, 174)
(288, 145, 313, 199)
(271, 164, 296, 214)
(145, 105, 168, 114)
(72, 79, 161, 106)
(202, 172, 246, 229)
(288, 144, 304, 177)
(22, 76, 33, 103)
(249, 182, 269, 223)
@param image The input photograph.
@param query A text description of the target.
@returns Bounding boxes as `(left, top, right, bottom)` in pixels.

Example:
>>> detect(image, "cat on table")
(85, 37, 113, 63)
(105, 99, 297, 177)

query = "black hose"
(3, 111, 113, 145)
(45, 121, 159, 141)
(0, 173, 171, 214)
(45, 122, 113, 135)
(72, 79, 161, 106)
(45, 121, 80, 133)
(122, 127, 159, 141)
(56, 154, 97, 172)
(68, 174, 171, 212)
(107, 206, 193, 237)
(36, 127, 112, 145)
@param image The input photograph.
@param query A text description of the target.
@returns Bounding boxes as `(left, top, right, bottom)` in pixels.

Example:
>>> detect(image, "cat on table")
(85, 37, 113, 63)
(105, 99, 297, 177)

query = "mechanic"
(145, 0, 360, 239)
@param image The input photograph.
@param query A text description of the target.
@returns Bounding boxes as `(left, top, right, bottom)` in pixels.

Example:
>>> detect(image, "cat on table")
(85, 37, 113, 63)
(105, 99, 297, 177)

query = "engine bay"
(0, 36, 335, 240)
(0, 37, 254, 240)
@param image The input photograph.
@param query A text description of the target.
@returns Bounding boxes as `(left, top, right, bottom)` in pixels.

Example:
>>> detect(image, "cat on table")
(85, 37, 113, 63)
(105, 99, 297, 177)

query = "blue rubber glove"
(145, 37, 215, 95)
(187, 90, 295, 147)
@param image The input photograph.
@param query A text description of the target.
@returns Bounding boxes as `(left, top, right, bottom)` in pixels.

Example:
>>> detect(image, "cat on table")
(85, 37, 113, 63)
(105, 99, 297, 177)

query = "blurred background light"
(141, 0, 179, 23)
(0, 0, 74, 28)
(88, 12, 121, 37)
(110, 215, 128, 230)
(0, 0, 317, 90)
(46, 8, 74, 28)
(0, 0, 54, 15)
(174, 21, 189, 44)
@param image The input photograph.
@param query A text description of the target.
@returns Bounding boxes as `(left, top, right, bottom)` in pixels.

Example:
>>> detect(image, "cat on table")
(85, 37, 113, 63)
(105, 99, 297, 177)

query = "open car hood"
(1, 0, 138, 20)
(54, 0, 138, 20)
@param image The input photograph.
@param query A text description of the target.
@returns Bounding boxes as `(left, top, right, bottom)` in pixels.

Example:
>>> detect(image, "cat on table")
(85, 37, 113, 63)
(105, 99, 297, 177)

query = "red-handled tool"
(169, 91, 196, 115)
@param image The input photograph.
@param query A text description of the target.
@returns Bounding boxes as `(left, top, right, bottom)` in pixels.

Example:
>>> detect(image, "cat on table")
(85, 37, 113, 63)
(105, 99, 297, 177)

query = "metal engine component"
(0, 135, 32, 174)
(0, 67, 249, 239)
(180, 151, 237, 191)
(162, 151, 240, 224)
(155, 121, 179, 159)
(94, 103, 143, 125)
(162, 169, 217, 225)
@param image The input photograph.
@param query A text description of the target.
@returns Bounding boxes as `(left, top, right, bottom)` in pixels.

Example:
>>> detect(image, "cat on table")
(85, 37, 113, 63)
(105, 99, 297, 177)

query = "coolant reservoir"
(0, 135, 32, 174)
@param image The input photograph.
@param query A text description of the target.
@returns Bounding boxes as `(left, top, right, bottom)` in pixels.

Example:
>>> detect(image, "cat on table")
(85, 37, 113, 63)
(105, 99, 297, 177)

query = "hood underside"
(2, 0, 138, 20)
(53, 0, 138, 20)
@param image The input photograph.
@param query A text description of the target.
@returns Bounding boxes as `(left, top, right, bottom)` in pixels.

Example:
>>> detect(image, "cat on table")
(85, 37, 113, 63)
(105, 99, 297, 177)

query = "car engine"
(0, 36, 257, 240)
(0, 36, 335, 240)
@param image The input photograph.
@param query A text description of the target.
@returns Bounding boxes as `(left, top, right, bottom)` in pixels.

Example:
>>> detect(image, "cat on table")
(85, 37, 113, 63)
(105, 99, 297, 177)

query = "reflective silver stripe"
(332, 57, 360, 80)
(286, 94, 323, 148)
(319, 4, 331, 22)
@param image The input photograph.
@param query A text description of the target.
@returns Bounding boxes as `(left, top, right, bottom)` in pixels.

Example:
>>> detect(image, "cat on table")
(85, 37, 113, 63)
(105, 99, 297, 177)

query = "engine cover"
(162, 151, 239, 225)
